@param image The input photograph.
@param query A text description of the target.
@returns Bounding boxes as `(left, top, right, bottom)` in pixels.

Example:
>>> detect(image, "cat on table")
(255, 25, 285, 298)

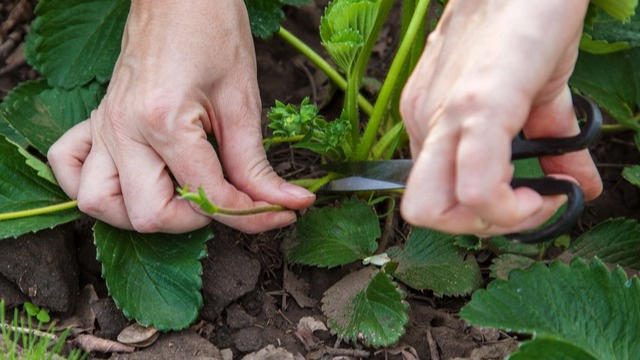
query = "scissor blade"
(323, 159, 413, 185)
(323, 176, 405, 192)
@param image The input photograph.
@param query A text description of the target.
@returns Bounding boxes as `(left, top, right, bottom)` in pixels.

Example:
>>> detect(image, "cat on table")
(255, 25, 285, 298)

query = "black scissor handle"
(504, 95, 601, 243)
(511, 95, 602, 160)
(505, 178, 585, 243)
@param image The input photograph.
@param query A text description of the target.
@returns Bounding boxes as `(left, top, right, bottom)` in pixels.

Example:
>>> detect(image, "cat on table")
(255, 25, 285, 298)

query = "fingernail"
(281, 183, 315, 199)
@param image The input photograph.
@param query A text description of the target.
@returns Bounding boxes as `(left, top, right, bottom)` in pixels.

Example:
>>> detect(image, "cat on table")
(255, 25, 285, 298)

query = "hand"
(399, 0, 602, 236)
(47, 0, 315, 234)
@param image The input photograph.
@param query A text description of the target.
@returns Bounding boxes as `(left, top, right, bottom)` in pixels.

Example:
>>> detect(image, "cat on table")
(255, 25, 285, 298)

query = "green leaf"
(0, 80, 104, 155)
(489, 254, 536, 281)
(490, 236, 541, 256)
(322, 267, 408, 347)
(569, 218, 640, 269)
(284, 199, 380, 267)
(319, 0, 379, 72)
(94, 222, 212, 330)
(0, 136, 81, 239)
(591, 0, 638, 22)
(460, 258, 640, 359)
(623, 165, 640, 186)
(25, 0, 129, 88)
(387, 227, 482, 296)
(244, 0, 313, 39)
(570, 49, 640, 130)
(510, 335, 598, 360)
(16, 146, 58, 186)
(35, 309, 51, 323)
(0, 118, 27, 148)
(582, 5, 640, 54)
(24, 302, 39, 317)
(580, 33, 630, 54)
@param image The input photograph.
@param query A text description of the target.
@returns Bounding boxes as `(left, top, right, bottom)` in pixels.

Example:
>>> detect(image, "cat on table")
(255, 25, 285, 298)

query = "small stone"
(226, 304, 256, 329)
(241, 345, 294, 360)
(92, 297, 129, 340)
(234, 327, 264, 353)
(200, 233, 261, 321)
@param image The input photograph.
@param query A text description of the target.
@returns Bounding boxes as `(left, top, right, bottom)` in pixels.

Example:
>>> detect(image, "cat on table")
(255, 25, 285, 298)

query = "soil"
(0, 1, 639, 360)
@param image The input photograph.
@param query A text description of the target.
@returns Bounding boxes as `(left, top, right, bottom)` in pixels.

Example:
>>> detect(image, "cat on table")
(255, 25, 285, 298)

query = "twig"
(426, 328, 440, 360)
(0, 30, 21, 60)
(0, 323, 57, 341)
(377, 201, 396, 253)
(325, 347, 371, 357)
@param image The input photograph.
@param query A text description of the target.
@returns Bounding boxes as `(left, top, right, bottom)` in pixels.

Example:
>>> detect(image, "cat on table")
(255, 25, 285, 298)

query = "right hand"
(399, 0, 602, 237)
(47, 0, 316, 234)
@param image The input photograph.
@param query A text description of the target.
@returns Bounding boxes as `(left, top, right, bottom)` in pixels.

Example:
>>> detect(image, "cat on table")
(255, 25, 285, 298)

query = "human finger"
(47, 120, 92, 199)
(215, 88, 315, 211)
(75, 140, 133, 230)
(108, 134, 212, 234)
(146, 106, 300, 234)
(524, 88, 603, 200)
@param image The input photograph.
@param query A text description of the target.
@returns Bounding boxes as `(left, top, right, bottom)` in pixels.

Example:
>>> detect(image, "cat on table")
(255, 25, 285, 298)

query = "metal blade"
(322, 160, 413, 185)
(322, 176, 405, 192)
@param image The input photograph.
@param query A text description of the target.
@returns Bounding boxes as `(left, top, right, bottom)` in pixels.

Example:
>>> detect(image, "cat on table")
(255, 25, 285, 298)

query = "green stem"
(346, 0, 395, 150)
(263, 135, 305, 145)
(277, 27, 374, 116)
(346, 73, 361, 147)
(354, 0, 431, 160)
(601, 124, 629, 133)
(0, 200, 78, 221)
(216, 205, 287, 216)
(308, 173, 342, 193)
(372, 121, 405, 159)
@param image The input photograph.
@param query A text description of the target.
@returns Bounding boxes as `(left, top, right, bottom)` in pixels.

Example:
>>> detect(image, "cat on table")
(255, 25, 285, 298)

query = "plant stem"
(372, 121, 405, 159)
(0, 200, 78, 221)
(308, 173, 342, 193)
(277, 27, 374, 116)
(601, 124, 633, 133)
(264, 135, 305, 145)
(354, 0, 431, 160)
(216, 205, 288, 216)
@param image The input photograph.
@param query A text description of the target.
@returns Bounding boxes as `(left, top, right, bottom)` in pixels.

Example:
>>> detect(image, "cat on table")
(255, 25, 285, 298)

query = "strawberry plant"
(0, 0, 640, 358)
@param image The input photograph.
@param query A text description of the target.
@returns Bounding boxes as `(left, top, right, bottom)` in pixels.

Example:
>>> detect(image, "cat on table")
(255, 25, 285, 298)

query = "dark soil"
(1, 1, 639, 360)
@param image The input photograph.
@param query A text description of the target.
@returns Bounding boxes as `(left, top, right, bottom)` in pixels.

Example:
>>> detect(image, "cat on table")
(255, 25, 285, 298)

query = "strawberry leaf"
(461, 258, 640, 359)
(94, 222, 212, 330)
(570, 48, 640, 131)
(623, 165, 640, 187)
(0, 80, 104, 155)
(322, 267, 408, 347)
(284, 199, 380, 268)
(388, 227, 482, 296)
(244, 0, 313, 39)
(25, 0, 129, 88)
(569, 218, 640, 269)
(0, 136, 81, 239)
(591, 0, 638, 22)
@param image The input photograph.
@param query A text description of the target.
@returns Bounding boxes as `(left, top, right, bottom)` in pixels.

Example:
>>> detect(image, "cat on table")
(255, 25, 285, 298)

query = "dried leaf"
(284, 267, 317, 308)
(74, 334, 134, 353)
(117, 323, 159, 348)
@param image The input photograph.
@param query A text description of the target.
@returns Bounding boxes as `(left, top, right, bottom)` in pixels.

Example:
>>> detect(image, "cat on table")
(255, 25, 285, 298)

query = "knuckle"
(456, 185, 491, 208)
(129, 212, 164, 233)
(46, 142, 66, 168)
(77, 194, 108, 218)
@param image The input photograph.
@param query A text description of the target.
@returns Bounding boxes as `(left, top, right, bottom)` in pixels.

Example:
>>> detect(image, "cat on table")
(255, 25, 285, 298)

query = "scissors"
(321, 95, 602, 243)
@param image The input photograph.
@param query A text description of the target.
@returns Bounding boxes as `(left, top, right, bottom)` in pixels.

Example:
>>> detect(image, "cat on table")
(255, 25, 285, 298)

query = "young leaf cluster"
(267, 97, 351, 159)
